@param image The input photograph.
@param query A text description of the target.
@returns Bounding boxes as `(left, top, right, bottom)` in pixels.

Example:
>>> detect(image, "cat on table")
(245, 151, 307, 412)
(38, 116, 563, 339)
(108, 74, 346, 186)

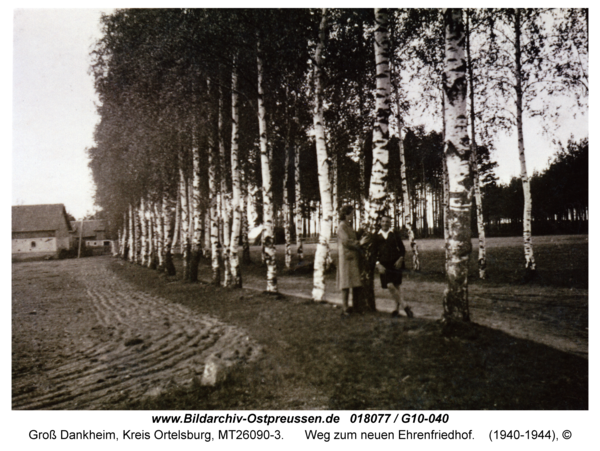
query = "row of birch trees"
(89, 8, 587, 322)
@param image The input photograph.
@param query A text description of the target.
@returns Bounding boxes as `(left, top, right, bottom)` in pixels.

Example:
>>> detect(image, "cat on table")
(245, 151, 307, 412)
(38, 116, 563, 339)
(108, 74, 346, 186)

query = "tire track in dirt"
(12, 259, 262, 410)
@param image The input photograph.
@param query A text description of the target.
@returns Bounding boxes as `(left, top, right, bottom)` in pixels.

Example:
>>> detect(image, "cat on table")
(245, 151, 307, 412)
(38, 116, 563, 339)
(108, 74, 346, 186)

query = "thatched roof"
(12, 204, 73, 233)
(70, 220, 106, 237)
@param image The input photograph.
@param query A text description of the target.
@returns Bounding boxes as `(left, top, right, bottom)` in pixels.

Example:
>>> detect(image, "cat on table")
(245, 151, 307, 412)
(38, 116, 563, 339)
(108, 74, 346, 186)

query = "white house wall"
(12, 237, 57, 253)
(86, 240, 113, 248)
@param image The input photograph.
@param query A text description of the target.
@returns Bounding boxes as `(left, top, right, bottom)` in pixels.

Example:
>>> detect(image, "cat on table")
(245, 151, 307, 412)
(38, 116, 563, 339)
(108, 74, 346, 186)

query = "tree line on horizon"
(88, 8, 588, 322)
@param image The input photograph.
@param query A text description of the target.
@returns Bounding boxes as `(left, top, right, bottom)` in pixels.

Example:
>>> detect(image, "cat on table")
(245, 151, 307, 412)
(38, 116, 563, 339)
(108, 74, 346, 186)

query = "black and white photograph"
(8, 2, 594, 448)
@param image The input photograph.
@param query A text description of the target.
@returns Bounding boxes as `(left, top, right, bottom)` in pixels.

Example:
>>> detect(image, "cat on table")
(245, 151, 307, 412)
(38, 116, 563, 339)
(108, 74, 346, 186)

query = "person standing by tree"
(374, 214, 413, 318)
(337, 205, 362, 316)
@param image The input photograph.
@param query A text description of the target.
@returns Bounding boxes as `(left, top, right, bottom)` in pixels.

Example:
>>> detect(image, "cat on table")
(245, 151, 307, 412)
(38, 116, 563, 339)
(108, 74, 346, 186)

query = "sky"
(12, 8, 109, 220)
(9, 6, 589, 220)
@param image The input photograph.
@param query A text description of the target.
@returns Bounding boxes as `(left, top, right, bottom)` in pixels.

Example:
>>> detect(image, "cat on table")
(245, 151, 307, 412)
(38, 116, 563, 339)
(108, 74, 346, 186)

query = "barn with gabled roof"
(12, 204, 74, 258)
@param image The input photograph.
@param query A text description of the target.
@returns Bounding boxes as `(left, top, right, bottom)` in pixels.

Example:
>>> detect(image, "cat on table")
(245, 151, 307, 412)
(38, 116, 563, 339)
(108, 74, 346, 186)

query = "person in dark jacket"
(374, 214, 413, 318)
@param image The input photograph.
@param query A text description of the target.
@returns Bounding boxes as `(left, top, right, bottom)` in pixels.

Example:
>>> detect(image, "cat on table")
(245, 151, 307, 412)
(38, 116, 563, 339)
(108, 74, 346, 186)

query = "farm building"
(12, 204, 74, 258)
(70, 219, 113, 254)
(70, 219, 108, 241)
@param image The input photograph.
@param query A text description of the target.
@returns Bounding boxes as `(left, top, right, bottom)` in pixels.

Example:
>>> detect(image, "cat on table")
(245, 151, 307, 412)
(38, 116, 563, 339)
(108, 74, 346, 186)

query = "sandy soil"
(12, 258, 261, 410)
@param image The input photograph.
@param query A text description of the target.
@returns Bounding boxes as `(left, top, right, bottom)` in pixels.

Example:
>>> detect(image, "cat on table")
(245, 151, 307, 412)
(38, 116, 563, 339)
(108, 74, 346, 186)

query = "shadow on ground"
(111, 260, 587, 411)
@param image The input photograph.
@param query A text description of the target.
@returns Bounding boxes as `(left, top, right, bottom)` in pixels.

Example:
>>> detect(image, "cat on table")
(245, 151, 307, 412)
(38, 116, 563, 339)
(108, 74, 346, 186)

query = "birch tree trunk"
(514, 9, 536, 275)
(442, 8, 472, 322)
(229, 58, 243, 288)
(190, 130, 202, 282)
(147, 202, 156, 269)
(154, 200, 164, 270)
(257, 34, 278, 294)
(208, 80, 222, 285)
(134, 201, 141, 264)
(163, 192, 176, 276)
(294, 140, 304, 264)
(121, 211, 128, 259)
(172, 191, 180, 253)
(128, 204, 135, 263)
(241, 169, 251, 264)
(203, 210, 211, 259)
(466, 11, 486, 279)
(283, 126, 292, 270)
(441, 92, 450, 269)
(219, 85, 232, 287)
(357, 17, 368, 229)
(139, 198, 148, 266)
(179, 163, 191, 280)
(361, 8, 393, 312)
(397, 124, 420, 271)
(311, 9, 333, 302)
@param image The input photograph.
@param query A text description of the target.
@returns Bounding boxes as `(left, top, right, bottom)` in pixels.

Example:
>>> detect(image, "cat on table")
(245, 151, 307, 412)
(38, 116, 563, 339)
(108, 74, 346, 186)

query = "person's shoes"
(390, 310, 400, 318)
(404, 306, 414, 318)
(341, 309, 351, 317)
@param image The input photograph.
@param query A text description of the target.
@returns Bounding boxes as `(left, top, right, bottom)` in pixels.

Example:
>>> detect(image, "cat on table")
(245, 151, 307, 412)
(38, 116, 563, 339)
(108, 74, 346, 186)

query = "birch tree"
(482, 8, 553, 275)
(360, 8, 393, 311)
(442, 8, 472, 322)
(283, 132, 292, 270)
(190, 128, 203, 282)
(390, 9, 422, 271)
(229, 57, 243, 288)
(179, 151, 191, 280)
(514, 9, 536, 274)
(311, 9, 333, 302)
(207, 79, 221, 285)
(294, 130, 304, 264)
(219, 84, 233, 287)
(164, 192, 177, 275)
(466, 10, 486, 279)
(257, 33, 278, 294)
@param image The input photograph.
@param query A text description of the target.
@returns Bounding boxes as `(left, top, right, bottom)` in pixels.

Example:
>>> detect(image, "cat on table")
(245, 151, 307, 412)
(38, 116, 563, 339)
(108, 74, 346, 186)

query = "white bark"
(172, 192, 180, 253)
(219, 85, 232, 287)
(120, 211, 128, 258)
(442, 8, 472, 322)
(192, 130, 202, 269)
(466, 12, 486, 279)
(283, 138, 292, 270)
(179, 166, 190, 279)
(257, 34, 278, 293)
(147, 202, 155, 268)
(154, 198, 164, 269)
(515, 9, 536, 272)
(128, 204, 135, 263)
(366, 8, 392, 226)
(208, 79, 221, 285)
(140, 199, 148, 266)
(311, 9, 333, 302)
(294, 140, 304, 263)
(133, 201, 141, 264)
(398, 125, 420, 271)
(230, 59, 243, 288)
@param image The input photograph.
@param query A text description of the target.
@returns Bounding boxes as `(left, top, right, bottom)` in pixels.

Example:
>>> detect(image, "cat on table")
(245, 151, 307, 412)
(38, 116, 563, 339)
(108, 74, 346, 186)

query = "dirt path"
(207, 240, 588, 359)
(12, 259, 261, 410)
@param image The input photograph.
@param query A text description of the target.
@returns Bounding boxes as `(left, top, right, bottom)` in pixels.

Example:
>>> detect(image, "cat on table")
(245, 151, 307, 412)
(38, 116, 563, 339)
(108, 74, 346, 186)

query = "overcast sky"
(12, 9, 109, 219)
(10, 6, 589, 220)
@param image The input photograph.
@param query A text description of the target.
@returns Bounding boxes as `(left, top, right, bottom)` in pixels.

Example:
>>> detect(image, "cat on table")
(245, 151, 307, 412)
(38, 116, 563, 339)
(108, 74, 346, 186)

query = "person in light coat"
(336, 205, 362, 316)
